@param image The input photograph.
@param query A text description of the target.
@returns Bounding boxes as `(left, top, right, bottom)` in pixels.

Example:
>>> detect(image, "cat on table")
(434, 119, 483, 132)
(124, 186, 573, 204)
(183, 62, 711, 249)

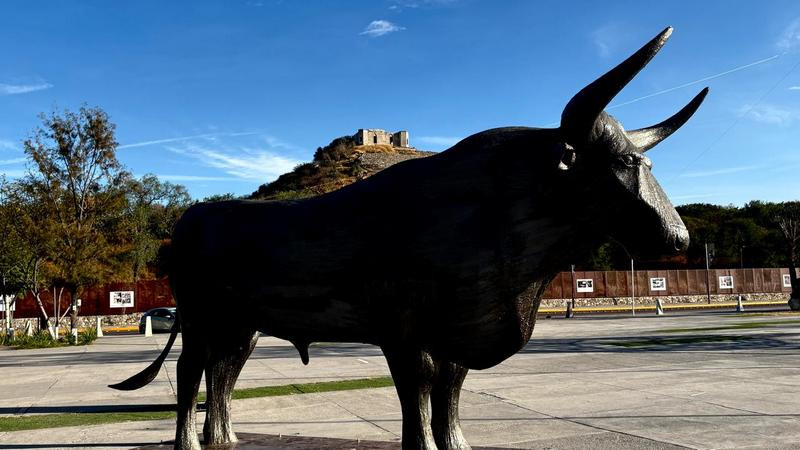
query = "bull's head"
(557, 27, 706, 256)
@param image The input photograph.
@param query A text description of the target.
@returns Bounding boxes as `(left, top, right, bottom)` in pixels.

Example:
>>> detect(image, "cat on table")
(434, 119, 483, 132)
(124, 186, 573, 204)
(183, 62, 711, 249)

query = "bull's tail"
(108, 320, 180, 391)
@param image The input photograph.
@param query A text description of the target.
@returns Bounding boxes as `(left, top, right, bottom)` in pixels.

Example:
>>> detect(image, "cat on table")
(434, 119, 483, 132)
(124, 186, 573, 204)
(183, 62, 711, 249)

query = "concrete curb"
(538, 300, 787, 314)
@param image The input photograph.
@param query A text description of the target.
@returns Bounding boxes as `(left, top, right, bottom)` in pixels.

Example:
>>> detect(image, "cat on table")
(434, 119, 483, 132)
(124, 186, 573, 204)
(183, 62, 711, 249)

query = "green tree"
(123, 174, 192, 281)
(774, 201, 800, 294)
(20, 106, 128, 337)
(0, 178, 59, 335)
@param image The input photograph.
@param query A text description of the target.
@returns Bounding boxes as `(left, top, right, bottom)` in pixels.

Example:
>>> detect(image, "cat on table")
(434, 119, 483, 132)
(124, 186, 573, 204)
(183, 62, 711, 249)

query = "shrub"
(2, 328, 98, 349)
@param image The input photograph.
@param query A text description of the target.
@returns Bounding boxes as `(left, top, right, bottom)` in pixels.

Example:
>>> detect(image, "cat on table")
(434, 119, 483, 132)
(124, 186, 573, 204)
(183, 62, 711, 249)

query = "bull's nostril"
(668, 224, 690, 252)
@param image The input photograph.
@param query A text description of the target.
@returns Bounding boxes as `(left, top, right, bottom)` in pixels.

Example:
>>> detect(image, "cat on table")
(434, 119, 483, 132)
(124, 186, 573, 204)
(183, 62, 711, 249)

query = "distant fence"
(542, 268, 797, 299)
(9, 279, 174, 319)
(5, 268, 797, 319)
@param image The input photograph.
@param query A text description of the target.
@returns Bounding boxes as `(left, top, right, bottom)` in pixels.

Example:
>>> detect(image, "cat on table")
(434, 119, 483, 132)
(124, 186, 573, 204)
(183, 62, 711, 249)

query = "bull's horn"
(561, 26, 673, 144)
(626, 87, 709, 152)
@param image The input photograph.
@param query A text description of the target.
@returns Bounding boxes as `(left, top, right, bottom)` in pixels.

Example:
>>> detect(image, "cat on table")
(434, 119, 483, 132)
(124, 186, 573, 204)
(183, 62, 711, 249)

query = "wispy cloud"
(0, 140, 18, 151)
(151, 174, 244, 182)
(680, 165, 762, 178)
(778, 17, 800, 50)
(0, 157, 26, 165)
(738, 103, 800, 126)
(591, 25, 614, 57)
(589, 24, 632, 58)
(390, 0, 457, 9)
(671, 192, 720, 202)
(0, 169, 25, 178)
(417, 136, 460, 148)
(118, 132, 259, 149)
(167, 144, 301, 182)
(360, 20, 405, 37)
(789, 86, 800, 90)
(0, 82, 53, 95)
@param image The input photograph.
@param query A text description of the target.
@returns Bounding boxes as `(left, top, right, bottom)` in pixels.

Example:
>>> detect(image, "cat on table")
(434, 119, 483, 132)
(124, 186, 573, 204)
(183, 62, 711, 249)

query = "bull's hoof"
(205, 429, 238, 447)
(435, 433, 471, 450)
(174, 435, 201, 450)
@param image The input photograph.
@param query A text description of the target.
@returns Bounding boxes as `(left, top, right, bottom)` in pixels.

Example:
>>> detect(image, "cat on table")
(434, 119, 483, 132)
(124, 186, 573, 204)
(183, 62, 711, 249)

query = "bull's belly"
(174, 275, 544, 370)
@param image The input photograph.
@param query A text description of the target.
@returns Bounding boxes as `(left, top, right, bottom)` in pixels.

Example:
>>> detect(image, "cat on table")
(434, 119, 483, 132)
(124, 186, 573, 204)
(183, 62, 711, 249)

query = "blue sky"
(1, 0, 799, 204)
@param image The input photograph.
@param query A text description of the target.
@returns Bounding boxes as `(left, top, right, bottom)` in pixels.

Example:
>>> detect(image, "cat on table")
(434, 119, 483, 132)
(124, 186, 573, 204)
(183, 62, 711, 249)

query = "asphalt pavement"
(1, 309, 799, 449)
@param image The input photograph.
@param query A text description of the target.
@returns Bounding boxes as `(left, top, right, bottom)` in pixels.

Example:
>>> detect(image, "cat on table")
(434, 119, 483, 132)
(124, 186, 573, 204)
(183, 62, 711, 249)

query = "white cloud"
(417, 136, 460, 148)
(168, 144, 301, 182)
(0, 82, 53, 95)
(789, 86, 800, 90)
(778, 18, 800, 50)
(680, 165, 762, 178)
(360, 20, 405, 37)
(739, 103, 800, 126)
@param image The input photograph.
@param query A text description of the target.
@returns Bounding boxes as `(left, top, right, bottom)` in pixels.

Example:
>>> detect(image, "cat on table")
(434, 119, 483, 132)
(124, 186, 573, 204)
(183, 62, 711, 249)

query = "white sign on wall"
(576, 279, 594, 293)
(719, 275, 734, 289)
(650, 277, 666, 291)
(110, 291, 134, 308)
(784, 274, 792, 288)
(0, 296, 15, 312)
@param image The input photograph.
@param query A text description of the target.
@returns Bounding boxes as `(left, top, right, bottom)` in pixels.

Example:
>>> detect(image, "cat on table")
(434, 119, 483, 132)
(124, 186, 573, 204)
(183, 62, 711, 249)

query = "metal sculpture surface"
(112, 27, 707, 450)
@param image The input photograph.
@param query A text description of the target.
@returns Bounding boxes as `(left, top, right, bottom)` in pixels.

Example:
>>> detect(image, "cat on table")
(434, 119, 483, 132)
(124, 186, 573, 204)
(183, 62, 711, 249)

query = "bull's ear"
(557, 143, 576, 171)
(561, 27, 672, 145)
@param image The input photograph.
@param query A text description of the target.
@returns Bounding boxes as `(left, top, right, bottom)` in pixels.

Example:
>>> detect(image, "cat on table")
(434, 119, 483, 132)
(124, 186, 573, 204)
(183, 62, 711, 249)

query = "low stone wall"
(3, 292, 792, 331)
(541, 292, 789, 308)
(7, 312, 143, 332)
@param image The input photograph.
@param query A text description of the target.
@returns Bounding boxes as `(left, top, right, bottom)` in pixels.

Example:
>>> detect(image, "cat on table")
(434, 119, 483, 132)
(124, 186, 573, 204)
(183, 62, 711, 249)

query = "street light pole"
(631, 258, 636, 316)
(740, 246, 745, 269)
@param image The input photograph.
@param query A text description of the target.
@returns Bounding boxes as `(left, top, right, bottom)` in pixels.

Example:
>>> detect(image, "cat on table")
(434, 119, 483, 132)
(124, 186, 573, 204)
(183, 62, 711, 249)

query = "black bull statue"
(112, 27, 707, 450)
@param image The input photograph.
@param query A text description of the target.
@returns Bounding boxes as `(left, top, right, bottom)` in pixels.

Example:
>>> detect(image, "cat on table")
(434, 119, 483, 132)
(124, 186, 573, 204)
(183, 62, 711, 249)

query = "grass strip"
(197, 376, 394, 402)
(604, 335, 755, 348)
(0, 411, 175, 432)
(659, 319, 800, 334)
(1, 376, 395, 432)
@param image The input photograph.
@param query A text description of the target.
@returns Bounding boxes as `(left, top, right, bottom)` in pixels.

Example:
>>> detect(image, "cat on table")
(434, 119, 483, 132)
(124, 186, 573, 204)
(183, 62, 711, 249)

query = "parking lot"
(1, 310, 800, 449)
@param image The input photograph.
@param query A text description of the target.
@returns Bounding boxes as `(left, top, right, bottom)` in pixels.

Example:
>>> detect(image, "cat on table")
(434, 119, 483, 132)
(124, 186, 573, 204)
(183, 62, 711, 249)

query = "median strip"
(604, 335, 755, 348)
(0, 376, 394, 432)
(658, 319, 800, 333)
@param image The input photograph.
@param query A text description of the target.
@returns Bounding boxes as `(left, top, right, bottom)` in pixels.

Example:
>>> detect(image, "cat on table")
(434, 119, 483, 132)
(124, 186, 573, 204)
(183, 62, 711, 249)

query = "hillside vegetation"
(249, 136, 434, 200)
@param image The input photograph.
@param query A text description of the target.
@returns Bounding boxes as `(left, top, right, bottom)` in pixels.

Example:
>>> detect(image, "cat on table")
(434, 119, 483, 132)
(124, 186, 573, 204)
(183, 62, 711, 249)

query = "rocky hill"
(249, 136, 436, 200)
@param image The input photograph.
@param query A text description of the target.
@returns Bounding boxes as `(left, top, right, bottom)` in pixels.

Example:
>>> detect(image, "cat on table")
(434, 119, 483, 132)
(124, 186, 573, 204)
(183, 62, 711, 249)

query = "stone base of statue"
(134, 433, 508, 449)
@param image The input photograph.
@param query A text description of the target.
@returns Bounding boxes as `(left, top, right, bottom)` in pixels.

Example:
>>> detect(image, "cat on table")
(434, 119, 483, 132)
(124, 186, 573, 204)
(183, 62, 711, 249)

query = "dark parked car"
(139, 307, 178, 334)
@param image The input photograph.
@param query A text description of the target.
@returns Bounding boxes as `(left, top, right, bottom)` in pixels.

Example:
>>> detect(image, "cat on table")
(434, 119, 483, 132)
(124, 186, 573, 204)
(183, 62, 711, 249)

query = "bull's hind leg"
(203, 329, 259, 445)
(175, 333, 208, 450)
(431, 360, 470, 450)
(382, 346, 438, 450)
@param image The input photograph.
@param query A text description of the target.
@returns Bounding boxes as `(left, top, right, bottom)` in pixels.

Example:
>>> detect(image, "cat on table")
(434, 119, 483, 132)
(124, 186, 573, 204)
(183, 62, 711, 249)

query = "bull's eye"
(619, 154, 637, 167)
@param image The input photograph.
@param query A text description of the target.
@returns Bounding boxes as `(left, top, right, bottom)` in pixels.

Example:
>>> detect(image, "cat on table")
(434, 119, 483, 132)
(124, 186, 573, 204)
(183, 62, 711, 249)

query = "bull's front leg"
(431, 360, 471, 450)
(382, 346, 438, 450)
